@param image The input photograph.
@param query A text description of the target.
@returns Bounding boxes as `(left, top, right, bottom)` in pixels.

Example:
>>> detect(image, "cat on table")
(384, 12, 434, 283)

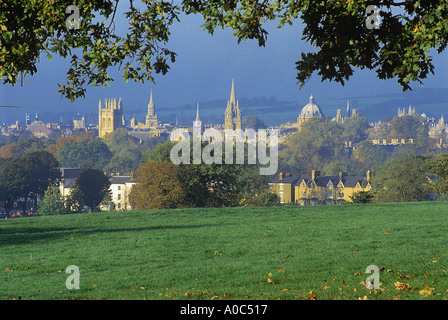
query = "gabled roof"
(341, 176, 369, 188)
(314, 176, 339, 187)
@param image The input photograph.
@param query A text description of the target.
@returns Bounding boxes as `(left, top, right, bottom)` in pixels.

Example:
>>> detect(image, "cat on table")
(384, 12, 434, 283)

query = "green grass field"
(1, 201, 448, 300)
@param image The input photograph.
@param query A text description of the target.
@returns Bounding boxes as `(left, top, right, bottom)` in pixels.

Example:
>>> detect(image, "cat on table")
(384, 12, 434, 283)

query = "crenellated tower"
(98, 97, 123, 138)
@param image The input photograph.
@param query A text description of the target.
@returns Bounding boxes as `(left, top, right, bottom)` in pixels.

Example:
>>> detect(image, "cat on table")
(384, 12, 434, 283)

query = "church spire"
(148, 91, 154, 117)
(346, 100, 350, 117)
(195, 103, 200, 122)
(225, 78, 242, 130)
(230, 78, 236, 106)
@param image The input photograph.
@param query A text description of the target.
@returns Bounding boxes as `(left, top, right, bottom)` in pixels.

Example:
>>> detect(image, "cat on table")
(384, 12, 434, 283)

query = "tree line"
(128, 140, 279, 210)
(279, 113, 442, 178)
(0, 149, 112, 217)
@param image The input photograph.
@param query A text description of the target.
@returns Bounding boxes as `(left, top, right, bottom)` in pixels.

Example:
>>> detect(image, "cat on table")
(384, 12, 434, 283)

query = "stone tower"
(224, 79, 242, 130)
(145, 91, 158, 128)
(336, 109, 343, 124)
(98, 97, 123, 138)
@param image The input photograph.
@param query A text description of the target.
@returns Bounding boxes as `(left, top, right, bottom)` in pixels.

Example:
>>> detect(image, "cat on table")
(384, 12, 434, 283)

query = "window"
(279, 183, 284, 190)
(118, 194, 121, 200)
(118, 186, 121, 190)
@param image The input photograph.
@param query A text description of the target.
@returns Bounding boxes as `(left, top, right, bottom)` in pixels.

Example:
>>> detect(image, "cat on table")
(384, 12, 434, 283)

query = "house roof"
(269, 175, 301, 184)
(60, 168, 83, 188)
(269, 173, 372, 188)
(109, 176, 133, 185)
(341, 176, 369, 188)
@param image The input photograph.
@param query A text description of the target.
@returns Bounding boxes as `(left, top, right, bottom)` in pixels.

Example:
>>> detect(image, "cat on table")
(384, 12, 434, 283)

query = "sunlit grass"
(1, 201, 448, 300)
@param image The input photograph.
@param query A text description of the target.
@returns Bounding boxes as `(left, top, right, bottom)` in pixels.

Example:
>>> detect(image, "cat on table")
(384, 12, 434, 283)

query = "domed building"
(297, 94, 324, 126)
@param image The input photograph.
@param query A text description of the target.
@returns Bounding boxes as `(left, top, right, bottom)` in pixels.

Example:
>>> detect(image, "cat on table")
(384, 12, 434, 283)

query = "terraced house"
(270, 170, 372, 205)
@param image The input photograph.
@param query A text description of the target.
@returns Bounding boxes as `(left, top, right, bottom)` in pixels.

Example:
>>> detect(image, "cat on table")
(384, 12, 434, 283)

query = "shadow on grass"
(0, 223, 231, 247)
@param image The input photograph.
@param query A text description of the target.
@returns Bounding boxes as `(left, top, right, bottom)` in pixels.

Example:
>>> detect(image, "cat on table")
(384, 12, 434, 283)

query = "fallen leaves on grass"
(394, 281, 411, 291)
(266, 272, 276, 285)
(419, 284, 434, 297)
(307, 290, 317, 300)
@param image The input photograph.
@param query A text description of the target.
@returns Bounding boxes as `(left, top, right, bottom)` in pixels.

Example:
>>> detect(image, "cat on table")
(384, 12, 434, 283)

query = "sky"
(1, 3, 447, 125)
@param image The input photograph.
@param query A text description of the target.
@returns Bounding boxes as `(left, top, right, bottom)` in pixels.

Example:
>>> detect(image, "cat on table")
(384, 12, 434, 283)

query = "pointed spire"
(346, 99, 350, 117)
(148, 90, 154, 117)
(149, 90, 154, 107)
(195, 103, 200, 122)
(230, 78, 236, 105)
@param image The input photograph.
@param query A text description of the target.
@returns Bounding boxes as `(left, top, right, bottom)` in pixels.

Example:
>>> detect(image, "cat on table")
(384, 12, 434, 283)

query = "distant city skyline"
(1, 8, 447, 125)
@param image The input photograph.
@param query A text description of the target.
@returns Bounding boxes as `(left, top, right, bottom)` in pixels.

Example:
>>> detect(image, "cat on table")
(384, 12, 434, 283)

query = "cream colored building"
(105, 175, 135, 211)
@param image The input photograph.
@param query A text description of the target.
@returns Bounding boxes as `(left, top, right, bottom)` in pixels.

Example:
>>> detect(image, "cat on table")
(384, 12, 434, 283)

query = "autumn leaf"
(419, 284, 434, 297)
(394, 281, 411, 291)
(307, 290, 317, 300)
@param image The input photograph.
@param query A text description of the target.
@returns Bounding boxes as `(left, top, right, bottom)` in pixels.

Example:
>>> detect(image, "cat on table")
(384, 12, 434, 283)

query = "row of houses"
(60, 168, 135, 211)
(60, 167, 373, 211)
(269, 170, 372, 205)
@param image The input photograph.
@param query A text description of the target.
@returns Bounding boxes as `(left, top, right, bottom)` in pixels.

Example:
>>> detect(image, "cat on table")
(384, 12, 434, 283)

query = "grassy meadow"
(1, 201, 448, 300)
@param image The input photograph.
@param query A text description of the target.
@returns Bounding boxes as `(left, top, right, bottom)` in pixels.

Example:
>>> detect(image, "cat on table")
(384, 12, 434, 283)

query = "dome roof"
(299, 95, 323, 118)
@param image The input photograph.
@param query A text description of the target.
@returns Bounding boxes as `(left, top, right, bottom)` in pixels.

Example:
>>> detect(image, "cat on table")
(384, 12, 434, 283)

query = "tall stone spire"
(195, 103, 200, 122)
(148, 91, 155, 117)
(146, 90, 158, 128)
(346, 100, 350, 117)
(230, 78, 236, 106)
(193, 103, 202, 135)
(225, 78, 242, 130)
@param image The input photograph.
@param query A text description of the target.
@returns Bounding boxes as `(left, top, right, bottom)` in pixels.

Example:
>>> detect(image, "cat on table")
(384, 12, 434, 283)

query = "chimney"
(366, 170, 371, 182)
(130, 171, 134, 180)
(339, 172, 347, 180)
(286, 172, 292, 177)
(104, 171, 108, 177)
(311, 170, 320, 180)
(279, 172, 283, 181)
